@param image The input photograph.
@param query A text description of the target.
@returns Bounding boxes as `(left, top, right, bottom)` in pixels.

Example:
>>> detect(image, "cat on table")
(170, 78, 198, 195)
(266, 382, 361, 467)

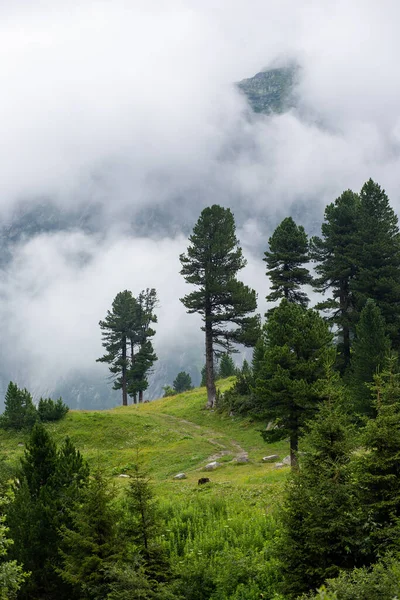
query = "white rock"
(262, 455, 279, 463)
(282, 455, 291, 465)
(234, 455, 249, 463)
(204, 461, 221, 471)
(118, 474, 130, 478)
(173, 473, 187, 480)
(274, 462, 285, 469)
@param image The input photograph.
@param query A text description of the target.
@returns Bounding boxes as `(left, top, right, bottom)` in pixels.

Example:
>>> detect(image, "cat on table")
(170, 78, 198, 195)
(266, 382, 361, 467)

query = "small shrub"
(37, 397, 69, 422)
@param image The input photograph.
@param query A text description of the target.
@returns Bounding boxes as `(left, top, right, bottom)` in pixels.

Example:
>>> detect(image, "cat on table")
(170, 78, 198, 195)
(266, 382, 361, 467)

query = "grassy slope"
(0, 379, 289, 498)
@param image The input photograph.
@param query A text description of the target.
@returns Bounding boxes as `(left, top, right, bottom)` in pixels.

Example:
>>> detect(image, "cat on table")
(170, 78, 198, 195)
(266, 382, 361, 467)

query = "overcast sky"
(1, 1, 400, 397)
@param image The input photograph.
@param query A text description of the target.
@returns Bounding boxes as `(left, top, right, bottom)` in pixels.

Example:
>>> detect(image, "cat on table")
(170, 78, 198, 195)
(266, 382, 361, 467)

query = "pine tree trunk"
(340, 280, 351, 372)
(290, 431, 299, 469)
(205, 310, 216, 409)
(139, 390, 143, 403)
(122, 337, 128, 406)
(133, 393, 137, 405)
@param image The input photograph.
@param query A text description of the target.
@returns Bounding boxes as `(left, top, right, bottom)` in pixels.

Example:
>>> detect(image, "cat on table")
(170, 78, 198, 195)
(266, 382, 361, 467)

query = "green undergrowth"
(0, 379, 289, 500)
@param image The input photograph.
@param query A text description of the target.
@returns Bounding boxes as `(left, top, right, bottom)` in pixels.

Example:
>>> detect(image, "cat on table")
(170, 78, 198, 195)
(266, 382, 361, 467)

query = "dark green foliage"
(0, 382, 38, 431)
(59, 469, 119, 599)
(352, 180, 400, 348)
(172, 371, 193, 393)
(97, 290, 136, 406)
(200, 365, 206, 387)
(97, 289, 158, 405)
(308, 554, 400, 600)
(218, 353, 237, 378)
(255, 300, 333, 463)
(7, 424, 89, 599)
(180, 205, 258, 408)
(348, 300, 390, 417)
(356, 357, 400, 559)
(280, 381, 362, 599)
(311, 190, 360, 372)
(37, 396, 69, 422)
(0, 499, 28, 600)
(264, 216, 312, 308)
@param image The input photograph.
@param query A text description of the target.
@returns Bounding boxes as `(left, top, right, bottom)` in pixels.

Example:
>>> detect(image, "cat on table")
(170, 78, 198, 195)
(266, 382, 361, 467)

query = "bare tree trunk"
(290, 430, 298, 470)
(122, 336, 128, 406)
(205, 310, 216, 409)
(139, 390, 143, 403)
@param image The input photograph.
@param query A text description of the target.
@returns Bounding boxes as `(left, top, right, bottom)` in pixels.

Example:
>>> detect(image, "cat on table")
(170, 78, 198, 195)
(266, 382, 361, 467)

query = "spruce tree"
(59, 469, 119, 600)
(311, 190, 360, 372)
(348, 299, 390, 417)
(180, 205, 258, 408)
(7, 424, 89, 599)
(279, 382, 362, 598)
(0, 382, 38, 430)
(356, 356, 400, 560)
(255, 300, 333, 465)
(352, 179, 400, 348)
(173, 371, 193, 393)
(218, 353, 236, 378)
(264, 216, 312, 308)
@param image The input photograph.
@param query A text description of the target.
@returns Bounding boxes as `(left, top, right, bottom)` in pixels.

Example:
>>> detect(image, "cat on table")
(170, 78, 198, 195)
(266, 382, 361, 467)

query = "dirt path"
(159, 413, 248, 461)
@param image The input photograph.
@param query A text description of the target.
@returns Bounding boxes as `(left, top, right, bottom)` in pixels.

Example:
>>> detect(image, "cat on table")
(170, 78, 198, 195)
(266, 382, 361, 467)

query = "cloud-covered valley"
(1, 0, 400, 404)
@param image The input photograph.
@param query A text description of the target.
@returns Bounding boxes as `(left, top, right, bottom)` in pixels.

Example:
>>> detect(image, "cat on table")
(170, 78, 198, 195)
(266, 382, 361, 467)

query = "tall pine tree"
(352, 179, 400, 348)
(311, 190, 360, 373)
(264, 216, 312, 308)
(180, 205, 258, 408)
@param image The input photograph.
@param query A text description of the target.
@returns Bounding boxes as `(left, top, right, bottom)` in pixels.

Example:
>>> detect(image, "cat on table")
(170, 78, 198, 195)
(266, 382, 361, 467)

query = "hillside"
(0, 379, 289, 498)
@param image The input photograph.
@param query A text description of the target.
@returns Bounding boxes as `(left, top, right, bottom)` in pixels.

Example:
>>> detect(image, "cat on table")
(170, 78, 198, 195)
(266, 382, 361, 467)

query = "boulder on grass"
(173, 473, 187, 480)
(204, 461, 221, 471)
(262, 455, 279, 463)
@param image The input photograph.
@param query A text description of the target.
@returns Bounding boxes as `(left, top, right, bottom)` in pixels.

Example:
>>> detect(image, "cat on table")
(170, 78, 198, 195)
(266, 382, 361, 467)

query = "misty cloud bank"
(1, 0, 400, 404)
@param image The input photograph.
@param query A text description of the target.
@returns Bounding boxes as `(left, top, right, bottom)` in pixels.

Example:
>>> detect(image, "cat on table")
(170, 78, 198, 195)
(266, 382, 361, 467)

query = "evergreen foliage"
(279, 375, 362, 598)
(264, 216, 312, 308)
(0, 496, 28, 600)
(218, 353, 237, 378)
(37, 396, 69, 421)
(180, 205, 258, 408)
(7, 423, 89, 599)
(348, 299, 390, 417)
(173, 371, 193, 393)
(311, 190, 360, 372)
(308, 554, 400, 600)
(356, 356, 400, 560)
(58, 469, 119, 599)
(162, 385, 175, 398)
(0, 382, 38, 430)
(255, 300, 333, 464)
(352, 179, 400, 348)
(97, 289, 158, 405)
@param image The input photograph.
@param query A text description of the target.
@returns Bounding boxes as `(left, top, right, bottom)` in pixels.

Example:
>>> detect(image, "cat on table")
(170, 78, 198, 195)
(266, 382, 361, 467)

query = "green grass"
(0, 380, 289, 499)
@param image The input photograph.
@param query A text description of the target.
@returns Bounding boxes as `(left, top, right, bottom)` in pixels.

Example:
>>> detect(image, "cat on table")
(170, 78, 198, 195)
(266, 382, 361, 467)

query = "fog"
(0, 1, 399, 401)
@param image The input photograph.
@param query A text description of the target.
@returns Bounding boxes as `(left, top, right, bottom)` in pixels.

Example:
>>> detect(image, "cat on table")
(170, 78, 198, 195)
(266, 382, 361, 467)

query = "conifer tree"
(352, 179, 400, 348)
(264, 216, 312, 308)
(255, 300, 333, 465)
(311, 190, 360, 372)
(0, 382, 38, 430)
(280, 373, 362, 599)
(97, 290, 136, 406)
(7, 424, 89, 599)
(59, 469, 118, 600)
(218, 353, 236, 378)
(173, 371, 193, 393)
(349, 299, 391, 417)
(0, 496, 28, 600)
(180, 205, 258, 408)
(356, 356, 400, 561)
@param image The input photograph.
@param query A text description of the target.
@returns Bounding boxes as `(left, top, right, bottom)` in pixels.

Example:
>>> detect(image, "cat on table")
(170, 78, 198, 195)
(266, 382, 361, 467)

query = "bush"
(37, 397, 69, 422)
